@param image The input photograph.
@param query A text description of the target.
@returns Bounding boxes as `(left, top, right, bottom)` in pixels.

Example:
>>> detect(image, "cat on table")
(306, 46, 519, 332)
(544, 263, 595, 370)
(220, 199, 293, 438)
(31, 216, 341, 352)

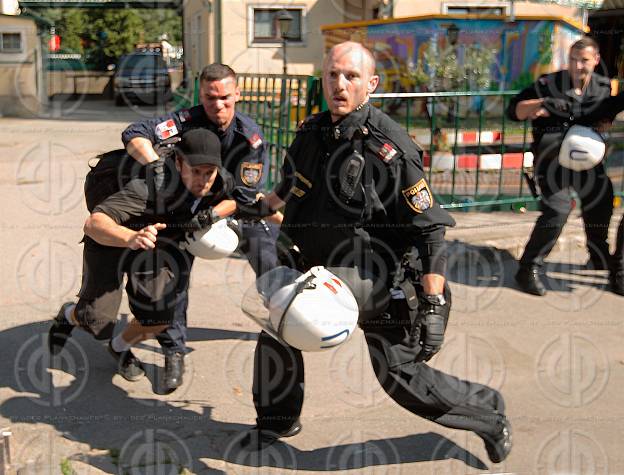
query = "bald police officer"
(239, 41, 512, 465)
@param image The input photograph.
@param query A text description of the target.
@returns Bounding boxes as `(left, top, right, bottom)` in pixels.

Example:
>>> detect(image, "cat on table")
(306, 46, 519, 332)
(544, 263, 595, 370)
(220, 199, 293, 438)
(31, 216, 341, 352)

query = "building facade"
(183, 0, 581, 77)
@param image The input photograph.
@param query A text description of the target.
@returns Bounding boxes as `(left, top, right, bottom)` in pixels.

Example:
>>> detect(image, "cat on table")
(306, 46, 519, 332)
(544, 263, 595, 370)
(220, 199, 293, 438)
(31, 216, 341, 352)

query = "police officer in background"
(122, 63, 281, 389)
(239, 41, 512, 464)
(507, 37, 617, 296)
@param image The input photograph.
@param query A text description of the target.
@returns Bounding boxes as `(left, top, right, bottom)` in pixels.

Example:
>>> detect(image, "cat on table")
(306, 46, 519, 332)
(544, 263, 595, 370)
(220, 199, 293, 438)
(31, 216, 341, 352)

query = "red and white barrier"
(424, 151, 534, 170)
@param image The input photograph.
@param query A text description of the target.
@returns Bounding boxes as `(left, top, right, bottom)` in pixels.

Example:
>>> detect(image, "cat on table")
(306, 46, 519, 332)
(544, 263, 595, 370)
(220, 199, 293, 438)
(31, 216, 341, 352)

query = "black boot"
(163, 352, 185, 390)
(239, 419, 302, 451)
(611, 269, 624, 296)
(515, 266, 546, 296)
(48, 302, 76, 355)
(478, 416, 512, 464)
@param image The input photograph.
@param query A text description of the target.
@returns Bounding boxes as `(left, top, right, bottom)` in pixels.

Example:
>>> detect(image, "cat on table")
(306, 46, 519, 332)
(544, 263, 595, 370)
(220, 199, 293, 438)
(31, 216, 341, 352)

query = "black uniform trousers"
(252, 304, 506, 439)
(156, 221, 279, 355)
(520, 158, 613, 269)
(614, 216, 624, 272)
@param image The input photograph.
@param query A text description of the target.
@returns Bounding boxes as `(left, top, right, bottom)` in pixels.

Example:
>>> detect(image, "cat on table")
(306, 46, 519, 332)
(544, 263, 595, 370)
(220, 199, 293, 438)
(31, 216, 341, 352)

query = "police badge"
(402, 178, 433, 213)
(240, 162, 263, 186)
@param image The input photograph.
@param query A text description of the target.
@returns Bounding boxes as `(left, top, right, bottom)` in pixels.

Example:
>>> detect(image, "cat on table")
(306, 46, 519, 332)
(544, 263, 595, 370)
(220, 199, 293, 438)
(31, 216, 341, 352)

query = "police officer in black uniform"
(48, 129, 235, 384)
(239, 41, 512, 465)
(122, 63, 281, 389)
(507, 37, 617, 296)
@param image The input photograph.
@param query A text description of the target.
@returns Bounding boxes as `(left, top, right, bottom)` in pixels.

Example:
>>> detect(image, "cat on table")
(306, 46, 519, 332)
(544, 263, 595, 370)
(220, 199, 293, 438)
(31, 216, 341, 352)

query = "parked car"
(113, 51, 171, 106)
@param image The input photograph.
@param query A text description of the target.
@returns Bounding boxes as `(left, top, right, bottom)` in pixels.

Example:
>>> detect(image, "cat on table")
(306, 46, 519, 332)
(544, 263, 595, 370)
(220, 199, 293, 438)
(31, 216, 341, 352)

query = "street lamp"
(276, 9, 293, 75)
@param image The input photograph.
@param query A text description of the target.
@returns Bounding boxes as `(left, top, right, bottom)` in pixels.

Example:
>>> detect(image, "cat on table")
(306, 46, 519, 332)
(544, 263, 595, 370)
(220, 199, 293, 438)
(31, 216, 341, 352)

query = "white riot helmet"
(558, 125, 606, 171)
(242, 266, 359, 352)
(181, 219, 239, 259)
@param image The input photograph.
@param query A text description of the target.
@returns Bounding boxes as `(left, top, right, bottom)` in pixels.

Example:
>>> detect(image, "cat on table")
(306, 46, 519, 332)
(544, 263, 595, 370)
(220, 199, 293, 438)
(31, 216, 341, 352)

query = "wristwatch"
(421, 294, 446, 306)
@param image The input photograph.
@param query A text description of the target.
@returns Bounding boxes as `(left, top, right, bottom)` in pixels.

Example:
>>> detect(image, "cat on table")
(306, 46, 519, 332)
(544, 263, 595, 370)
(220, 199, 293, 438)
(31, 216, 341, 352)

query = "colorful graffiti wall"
(322, 16, 584, 93)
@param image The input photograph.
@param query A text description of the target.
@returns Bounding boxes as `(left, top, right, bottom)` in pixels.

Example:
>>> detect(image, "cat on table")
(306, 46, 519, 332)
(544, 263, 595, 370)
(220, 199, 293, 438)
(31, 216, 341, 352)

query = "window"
(0, 32, 22, 53)
(443, 2, 509, 16)
(447, 6, 504, 15)
(249, 6, 304, 45)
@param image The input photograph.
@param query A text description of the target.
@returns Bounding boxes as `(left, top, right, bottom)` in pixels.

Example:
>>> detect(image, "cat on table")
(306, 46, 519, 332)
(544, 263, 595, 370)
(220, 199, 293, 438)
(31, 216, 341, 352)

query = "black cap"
(175, 129, 222, 167)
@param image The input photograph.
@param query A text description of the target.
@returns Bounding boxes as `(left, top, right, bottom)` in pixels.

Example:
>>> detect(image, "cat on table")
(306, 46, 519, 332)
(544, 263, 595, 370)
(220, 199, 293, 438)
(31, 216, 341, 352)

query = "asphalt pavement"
(1, 101, 623, 474)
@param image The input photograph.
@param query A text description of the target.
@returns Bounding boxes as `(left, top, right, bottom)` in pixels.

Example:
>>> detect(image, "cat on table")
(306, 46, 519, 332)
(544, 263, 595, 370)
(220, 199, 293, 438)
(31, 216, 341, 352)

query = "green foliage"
(60, 458, 75, 475)
(424, 41, 498, 92)
(35, 8, 181, 68)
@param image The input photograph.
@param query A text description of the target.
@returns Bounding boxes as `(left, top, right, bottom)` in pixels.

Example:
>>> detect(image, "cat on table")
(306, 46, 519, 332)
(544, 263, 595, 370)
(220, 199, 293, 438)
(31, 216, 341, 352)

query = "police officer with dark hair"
(507, 36, 621, 296)
(238, 41, 512, 465)
(48, 129, 236, 384)
(122, 63, 281, 389)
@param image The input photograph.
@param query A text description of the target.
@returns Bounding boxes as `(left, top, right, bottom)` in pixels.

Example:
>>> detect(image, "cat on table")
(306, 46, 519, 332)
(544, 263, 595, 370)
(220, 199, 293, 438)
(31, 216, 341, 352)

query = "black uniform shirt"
(91, 155, 234, 247)
(121, 106, 269, 193)
(506, 70, 612, 148)
(274, 103, 455, 278)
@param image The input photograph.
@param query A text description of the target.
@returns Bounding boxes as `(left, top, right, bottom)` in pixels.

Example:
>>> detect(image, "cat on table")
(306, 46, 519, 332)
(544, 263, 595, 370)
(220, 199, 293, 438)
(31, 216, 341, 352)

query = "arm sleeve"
(273, 134, 302, 201)
(391, 154, 454, 276)
(92, 179, 149, 225)
(506, 83, 540, 121)
(580, 92, 624, 123)
(121, 111, 185, 146)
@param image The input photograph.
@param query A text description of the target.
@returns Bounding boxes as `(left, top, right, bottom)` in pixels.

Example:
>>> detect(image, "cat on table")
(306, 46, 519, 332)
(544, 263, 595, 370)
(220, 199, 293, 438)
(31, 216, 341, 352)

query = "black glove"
(186, 207, 219, 231)
(236, 198, 275, 220)
(414, 294, 448, 362)
(543, 97, 570, 114)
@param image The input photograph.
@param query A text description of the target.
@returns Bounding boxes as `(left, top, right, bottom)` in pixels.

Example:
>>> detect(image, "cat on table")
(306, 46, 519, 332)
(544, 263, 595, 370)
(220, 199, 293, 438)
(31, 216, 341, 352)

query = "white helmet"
(267, 266, 359, 351)
(181, 219, 239, 259)
(558, 125, 606, 171)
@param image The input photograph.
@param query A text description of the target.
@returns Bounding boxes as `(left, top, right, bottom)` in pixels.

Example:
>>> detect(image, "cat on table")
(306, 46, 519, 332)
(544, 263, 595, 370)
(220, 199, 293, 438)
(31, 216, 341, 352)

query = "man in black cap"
(123, 63, 282, 390)
(48, 129, 236, 385)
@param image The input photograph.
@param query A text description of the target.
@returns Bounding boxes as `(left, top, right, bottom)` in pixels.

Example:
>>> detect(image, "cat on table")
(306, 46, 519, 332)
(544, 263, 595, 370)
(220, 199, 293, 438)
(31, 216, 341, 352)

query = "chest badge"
(248, 133, 263, 149)
(379, 143, 397, 162)
(402, 178, 433, 213)
(155, 119, 179, 140)
(240, 162, 263, 186)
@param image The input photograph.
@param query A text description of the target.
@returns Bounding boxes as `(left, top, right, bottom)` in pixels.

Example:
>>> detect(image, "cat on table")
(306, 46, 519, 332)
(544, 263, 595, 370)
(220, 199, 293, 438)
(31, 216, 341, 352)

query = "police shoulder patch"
(155, 119, 179, 140)
(378, 142, 398, 163)
(240, 162, 263, 186)
(402, 178, 433, 213)
(248, 133, 262, 149)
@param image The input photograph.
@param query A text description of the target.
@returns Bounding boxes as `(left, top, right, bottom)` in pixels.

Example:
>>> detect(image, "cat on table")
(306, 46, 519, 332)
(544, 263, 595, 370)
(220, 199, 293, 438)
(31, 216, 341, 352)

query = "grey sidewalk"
(448, 208, 624, 260)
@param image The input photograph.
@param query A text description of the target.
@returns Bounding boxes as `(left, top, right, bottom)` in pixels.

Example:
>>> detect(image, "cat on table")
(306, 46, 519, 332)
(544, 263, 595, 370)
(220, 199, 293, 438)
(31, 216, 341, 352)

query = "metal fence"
(191, 74, 624, 210)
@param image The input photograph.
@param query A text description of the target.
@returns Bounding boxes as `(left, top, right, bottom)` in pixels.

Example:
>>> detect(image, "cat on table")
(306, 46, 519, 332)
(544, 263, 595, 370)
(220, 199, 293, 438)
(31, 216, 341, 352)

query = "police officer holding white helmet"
(507, 37, 624, 296)
(237, 41, 512, 465)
